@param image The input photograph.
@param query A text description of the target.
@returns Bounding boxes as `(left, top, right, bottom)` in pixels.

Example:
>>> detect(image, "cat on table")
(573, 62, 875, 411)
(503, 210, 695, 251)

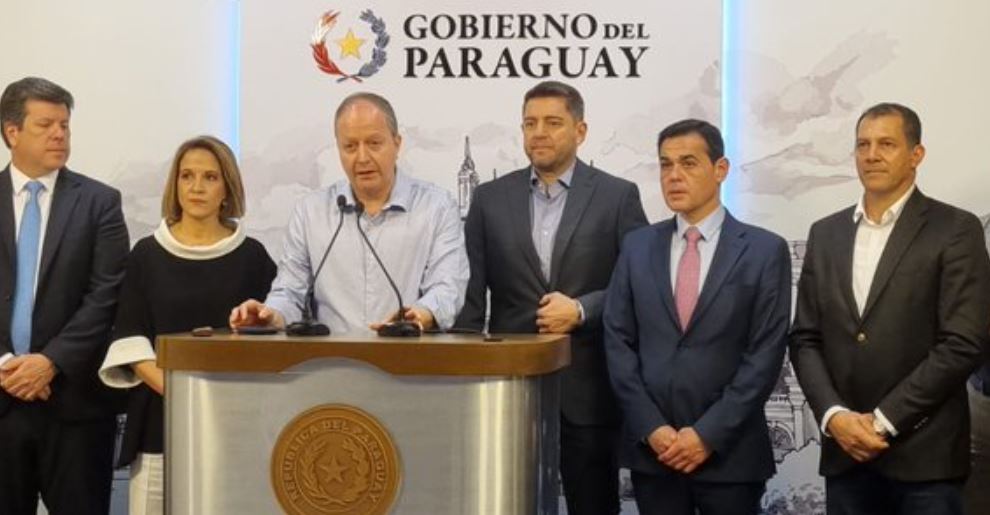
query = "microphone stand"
(353, 202, 422, 337)
(285, 194, 348, 336)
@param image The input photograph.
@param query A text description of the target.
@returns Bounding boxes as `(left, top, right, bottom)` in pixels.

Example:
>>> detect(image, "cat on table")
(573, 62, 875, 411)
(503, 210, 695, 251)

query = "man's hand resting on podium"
(370, 305, 435, 332)
(230, 299, 286, 331)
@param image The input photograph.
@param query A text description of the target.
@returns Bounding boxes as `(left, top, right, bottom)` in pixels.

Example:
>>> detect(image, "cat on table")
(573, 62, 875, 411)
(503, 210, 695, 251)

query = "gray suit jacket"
(790, 189, 990, 480)
(456, 160, 648, 425)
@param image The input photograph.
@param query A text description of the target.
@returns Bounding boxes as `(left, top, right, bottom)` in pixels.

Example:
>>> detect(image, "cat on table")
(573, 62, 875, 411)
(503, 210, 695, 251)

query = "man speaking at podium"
(231, 92, 467, 334)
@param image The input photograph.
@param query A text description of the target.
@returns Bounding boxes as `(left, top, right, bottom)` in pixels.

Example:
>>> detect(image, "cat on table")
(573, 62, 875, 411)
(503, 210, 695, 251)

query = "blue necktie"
(11, 181, 43, 355)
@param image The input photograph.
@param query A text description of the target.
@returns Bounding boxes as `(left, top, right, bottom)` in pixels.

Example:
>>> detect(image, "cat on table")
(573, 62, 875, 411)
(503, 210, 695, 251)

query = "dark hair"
(856, 102, 922, 146)
(0, 77, 74, 148)
(657, 119, 724, 163)
(334, 92, 399, 136)
(523, 80, 585, 121)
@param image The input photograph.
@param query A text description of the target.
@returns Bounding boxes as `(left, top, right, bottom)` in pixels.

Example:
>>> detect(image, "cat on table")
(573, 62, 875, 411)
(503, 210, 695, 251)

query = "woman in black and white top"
(99, 135, 276, 515)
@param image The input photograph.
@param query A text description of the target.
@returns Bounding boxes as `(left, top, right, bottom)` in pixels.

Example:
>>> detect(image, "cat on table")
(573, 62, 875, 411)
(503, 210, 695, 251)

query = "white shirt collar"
(10, 163, 59, 195)
(853, 184, 916, 226)
(153, 219, 246, 260)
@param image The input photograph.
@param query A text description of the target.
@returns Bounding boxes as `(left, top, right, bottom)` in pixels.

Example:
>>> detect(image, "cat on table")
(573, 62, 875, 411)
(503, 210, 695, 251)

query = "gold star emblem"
(335, 28, 366, 59)
(320, 455, 348, 483)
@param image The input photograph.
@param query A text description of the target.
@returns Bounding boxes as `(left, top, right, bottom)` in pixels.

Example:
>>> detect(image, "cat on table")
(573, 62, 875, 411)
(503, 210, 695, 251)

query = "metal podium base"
(166, 358, 560, 514)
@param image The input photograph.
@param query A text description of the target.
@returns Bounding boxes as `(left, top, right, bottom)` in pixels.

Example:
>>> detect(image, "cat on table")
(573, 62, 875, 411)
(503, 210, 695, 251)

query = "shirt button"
(856, 332, 867, 344)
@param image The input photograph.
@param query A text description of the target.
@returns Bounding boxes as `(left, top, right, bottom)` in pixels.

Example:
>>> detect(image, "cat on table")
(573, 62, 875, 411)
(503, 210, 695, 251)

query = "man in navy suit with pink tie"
(604, 119, 791, 515)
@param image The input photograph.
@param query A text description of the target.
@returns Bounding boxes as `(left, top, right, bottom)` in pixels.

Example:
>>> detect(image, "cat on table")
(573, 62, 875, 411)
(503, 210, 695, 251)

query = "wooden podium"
(158, 333, 569, 515)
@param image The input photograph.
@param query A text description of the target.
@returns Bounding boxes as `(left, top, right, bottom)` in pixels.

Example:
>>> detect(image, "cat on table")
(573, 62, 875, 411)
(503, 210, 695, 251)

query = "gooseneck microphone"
(353, 201, 422, 337)
(285, 194, 347, 336)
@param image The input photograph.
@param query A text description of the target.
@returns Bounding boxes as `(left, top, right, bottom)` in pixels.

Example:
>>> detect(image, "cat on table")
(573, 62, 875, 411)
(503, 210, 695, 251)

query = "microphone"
(353, 201, 422, 337)
(285, 194, 347, 336)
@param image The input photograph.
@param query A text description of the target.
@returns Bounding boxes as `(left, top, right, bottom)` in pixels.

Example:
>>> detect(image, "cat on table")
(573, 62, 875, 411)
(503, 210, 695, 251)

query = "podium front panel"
(162, 334, 566, 514)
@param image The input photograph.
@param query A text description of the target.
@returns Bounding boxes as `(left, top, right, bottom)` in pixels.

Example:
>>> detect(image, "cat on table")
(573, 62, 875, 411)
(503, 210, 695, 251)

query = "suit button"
(856, 332, 867, 344)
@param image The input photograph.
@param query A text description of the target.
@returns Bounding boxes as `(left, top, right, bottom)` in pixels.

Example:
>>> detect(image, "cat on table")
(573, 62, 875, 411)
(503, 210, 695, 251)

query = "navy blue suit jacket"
(604, 212, 790, 482)
(0, 167, 129, 421)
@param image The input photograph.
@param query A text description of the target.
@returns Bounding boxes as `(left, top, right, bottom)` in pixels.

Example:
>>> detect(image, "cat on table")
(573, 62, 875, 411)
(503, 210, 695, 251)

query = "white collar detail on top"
(152, 219, 245, 260)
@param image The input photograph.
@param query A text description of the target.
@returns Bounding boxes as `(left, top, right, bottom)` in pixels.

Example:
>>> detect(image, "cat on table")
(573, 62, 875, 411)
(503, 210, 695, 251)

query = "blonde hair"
(161, 135, 245, 227)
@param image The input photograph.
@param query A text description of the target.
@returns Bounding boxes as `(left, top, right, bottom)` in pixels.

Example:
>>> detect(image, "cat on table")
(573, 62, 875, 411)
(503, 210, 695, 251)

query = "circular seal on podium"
(271, 404, 401, 514)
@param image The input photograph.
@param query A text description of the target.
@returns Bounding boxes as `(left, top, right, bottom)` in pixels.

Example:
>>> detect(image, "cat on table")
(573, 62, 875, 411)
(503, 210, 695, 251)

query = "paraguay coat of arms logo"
(311, 9, 390, 83)
(271, 404, 401, 514)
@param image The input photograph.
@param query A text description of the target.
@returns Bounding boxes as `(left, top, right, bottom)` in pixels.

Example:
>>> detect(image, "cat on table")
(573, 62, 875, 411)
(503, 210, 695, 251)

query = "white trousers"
(129, 453, 164, 515)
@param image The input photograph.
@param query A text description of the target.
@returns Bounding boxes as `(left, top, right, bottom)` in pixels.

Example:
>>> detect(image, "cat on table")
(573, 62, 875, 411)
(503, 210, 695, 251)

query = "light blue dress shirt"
(265, 173, 469, 334)
(529, 164, 574, 281)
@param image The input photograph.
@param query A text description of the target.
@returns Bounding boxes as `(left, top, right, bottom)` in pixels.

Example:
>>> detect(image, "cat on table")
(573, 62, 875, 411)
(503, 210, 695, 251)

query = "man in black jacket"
(790, 102, 990, 515)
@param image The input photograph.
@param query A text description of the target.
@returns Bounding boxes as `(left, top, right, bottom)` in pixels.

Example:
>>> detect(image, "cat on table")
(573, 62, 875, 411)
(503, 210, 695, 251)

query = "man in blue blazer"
(604, 119, 791, 514)
(0, 77, 129, 515)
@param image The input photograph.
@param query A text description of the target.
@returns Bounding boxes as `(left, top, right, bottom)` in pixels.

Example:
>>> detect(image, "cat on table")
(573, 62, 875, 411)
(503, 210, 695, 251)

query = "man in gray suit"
(455, 81, 647, 514)
(790, 102, 990, 515)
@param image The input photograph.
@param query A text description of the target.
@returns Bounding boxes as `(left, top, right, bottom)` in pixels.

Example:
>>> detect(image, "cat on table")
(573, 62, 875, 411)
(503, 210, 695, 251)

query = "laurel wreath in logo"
(311, 9, 389, 83)
(299, 434, 371, 507)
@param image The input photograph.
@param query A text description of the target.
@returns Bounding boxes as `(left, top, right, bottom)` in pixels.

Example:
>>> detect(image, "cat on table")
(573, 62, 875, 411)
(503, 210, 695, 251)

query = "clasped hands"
(647, 425, 711, 474)
(826, 411, 889, 463)
(0, 354, 56, 401)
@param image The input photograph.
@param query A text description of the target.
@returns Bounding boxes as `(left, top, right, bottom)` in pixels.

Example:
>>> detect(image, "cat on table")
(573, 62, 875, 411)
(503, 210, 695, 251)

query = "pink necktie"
(674, 227, 702, 330)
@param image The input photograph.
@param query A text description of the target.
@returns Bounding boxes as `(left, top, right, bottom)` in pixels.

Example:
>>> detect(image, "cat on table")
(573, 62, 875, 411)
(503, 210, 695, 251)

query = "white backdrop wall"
(727, 0, 990, 237)
(240, 0, 720, 252)
(0, 1, 240, 239)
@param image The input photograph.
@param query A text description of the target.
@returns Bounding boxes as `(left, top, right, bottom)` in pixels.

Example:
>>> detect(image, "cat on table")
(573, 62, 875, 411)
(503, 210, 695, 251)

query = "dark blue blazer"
(0, 166, 129, 421)
(604, 212, 790, 482)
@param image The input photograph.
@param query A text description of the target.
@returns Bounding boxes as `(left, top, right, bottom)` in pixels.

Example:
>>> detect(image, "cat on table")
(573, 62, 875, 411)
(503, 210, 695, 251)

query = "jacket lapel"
(549, 161, 595, 289)
(832, 208, 862, 324)
(684, 213, 747, 335)
(861, 190, 928, 320)
(37, 169, 81, 294)
(506, 169, 549, 290)
(649, 219, 680, 330)
(0, 168, 14, 266)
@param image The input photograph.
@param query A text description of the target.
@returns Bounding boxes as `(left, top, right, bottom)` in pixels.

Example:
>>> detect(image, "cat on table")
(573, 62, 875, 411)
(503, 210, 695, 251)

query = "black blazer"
(790, 189, 990, 481)
(456, 160, 648, 425)
(604, 213, 791, 481)
(0, 166, 129, 421)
